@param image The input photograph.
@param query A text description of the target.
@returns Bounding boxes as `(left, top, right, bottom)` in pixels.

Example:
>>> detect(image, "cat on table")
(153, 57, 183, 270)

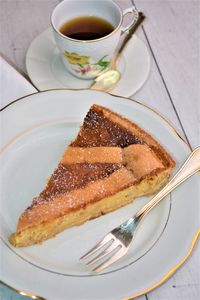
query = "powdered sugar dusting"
(71, 109, 143, 147)
(30, 162, 121, 208)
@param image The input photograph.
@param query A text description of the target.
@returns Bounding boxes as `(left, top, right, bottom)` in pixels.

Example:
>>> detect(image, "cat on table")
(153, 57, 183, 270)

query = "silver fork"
(80, 147, 200, 272)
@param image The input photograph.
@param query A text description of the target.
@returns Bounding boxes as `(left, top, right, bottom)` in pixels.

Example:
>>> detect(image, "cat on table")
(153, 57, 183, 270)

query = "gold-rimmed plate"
(0, 89, 199, 300)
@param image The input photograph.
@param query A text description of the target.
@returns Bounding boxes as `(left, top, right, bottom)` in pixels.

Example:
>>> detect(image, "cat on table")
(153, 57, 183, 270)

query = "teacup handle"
(121, 7, 139, 35)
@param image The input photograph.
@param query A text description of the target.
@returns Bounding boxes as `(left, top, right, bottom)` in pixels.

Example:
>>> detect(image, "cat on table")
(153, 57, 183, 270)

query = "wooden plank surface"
(0, 0, 199, 300)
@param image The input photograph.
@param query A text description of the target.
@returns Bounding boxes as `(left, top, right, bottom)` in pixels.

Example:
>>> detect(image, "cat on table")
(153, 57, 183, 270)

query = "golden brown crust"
(61, 146, 122, 164)
(122, 144, 165, 179)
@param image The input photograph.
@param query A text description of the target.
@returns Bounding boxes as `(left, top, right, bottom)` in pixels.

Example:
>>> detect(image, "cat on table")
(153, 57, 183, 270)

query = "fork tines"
(79, 233, 127, 272)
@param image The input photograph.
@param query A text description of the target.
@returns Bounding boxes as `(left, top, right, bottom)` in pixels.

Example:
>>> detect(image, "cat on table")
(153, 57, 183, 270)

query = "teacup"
(51, 0, 138, 79)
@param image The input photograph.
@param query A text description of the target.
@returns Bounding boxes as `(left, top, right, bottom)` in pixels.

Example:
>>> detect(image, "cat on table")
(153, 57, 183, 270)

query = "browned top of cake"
(70, 106, 143, 147)
(32, 162, 121, 206)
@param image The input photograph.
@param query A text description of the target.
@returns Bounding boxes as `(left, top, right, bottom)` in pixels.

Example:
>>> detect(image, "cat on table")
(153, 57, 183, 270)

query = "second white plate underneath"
(26, 28, 151, 97)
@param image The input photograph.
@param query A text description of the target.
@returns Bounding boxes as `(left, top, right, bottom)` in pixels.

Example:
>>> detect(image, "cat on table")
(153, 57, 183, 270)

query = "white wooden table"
(0, 0, 199, 299)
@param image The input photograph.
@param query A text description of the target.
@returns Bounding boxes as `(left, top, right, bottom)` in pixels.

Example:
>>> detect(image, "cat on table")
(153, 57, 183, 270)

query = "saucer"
(26, 28, 151, 97)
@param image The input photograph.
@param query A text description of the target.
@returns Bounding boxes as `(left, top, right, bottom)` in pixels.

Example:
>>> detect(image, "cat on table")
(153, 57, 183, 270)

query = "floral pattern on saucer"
(63, 51, 110, 76)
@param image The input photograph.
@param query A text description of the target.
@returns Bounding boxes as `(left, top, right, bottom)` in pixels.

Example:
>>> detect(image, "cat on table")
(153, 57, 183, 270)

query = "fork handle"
(135, 147, 200, 220)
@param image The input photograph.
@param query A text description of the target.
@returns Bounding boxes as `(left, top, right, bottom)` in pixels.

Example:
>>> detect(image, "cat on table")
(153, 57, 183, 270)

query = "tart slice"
(10, 104, 175, 247)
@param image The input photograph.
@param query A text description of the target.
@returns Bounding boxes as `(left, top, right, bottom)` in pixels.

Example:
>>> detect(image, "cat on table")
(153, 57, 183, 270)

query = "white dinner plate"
(26, 28, 151, 97)
(0, 90, 199, 300)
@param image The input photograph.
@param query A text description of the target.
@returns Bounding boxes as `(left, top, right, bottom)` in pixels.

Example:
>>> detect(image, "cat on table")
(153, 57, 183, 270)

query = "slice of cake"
(10, 104, 175, 247)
